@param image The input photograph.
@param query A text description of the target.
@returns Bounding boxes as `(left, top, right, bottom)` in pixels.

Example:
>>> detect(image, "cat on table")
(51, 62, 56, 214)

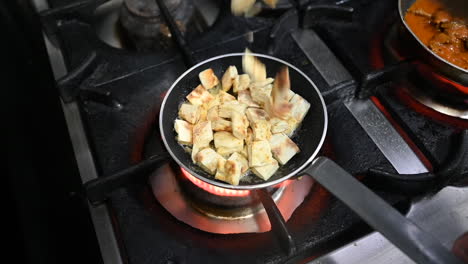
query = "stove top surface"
(39, 0, 468, 263)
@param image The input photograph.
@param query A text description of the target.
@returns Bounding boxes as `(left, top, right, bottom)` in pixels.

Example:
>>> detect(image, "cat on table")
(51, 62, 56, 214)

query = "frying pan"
(398, 0, 468, 91)
(159, 53, 461, 264)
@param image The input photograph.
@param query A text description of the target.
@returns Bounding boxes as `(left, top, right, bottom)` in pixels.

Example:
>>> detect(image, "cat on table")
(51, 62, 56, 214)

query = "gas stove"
(32, 0, 467, 263)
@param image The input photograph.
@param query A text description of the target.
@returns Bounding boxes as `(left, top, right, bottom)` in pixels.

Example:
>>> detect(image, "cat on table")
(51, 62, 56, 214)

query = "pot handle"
(303, 157, 463, 264)
(84, 152, 170, 205)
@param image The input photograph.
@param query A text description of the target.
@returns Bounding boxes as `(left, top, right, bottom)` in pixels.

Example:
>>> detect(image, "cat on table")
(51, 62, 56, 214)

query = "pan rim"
(398, 0, 468, 74)
(159, 53, 328, 190)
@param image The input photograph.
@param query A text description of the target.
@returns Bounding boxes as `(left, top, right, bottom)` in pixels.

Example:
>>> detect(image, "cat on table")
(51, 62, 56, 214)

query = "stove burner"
(93, 0, 219, 51)
(149, 163, 314, 234)
(181, 168, 251, 197)
(380, 23, 468, 121)
(119, 0, 194, 51)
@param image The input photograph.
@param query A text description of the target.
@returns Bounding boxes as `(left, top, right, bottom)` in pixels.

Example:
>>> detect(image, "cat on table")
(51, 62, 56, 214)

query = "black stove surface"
(42, 0, 467, 263)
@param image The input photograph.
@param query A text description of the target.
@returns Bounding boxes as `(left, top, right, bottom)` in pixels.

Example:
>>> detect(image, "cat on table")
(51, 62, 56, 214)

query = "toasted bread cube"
(191, 121, 213, 162)
(196, 148, 224, 174)
(252, 120, 271, 141)
(212, 118, 232, 132)
(219, 101, 248, 118)
(284, 117, 299, 137)
(214, 131, 244, 151)
(215, 152, 248, 185)
(245, 108, 269, 124)
(231, 0, 255, 16)
(231, 111, 248, 140)
(198, 105, 208, 122)
(206, 93, 221, 108)
(248, 140, 274, 167)
(218, 90, 236, 103)
(252, 160, 279, 181)
(187, 85, 214, 105)
(250, 84, 272, 105)
(174, 119, 193, 145)
(216, 147, 239, 157)
(178, 103, 200, 124)
(193, 121, 213, 147)
(221, 66, 238, 92)
(238, 90, 260, 108)
(243, 49, 266, 82)
(250, 78, 274, 89)
(272, 67, 290, 104)
(290, 94, 311, 122)
(191, 144, 202, 162)
(229, 152, 249, 173)
(215, 159, 229, 182)
(207, 106, 219, 121)
(233, 74, 251, 93)
(199, 68, 219, 89)
(269, 133, 299, 165)
(270, 117, 289, 134)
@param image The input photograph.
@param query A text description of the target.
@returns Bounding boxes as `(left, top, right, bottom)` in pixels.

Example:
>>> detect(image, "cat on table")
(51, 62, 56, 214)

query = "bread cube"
(245, 108, 269, 124)
(216, 147, 240, 157)
(214, 131, 244, 151)
(270, 118, 289, 134)
(252, 119, 271, 141)
(289, 94, 311, 122)
(233, 74, 250, 93)
(243, 49, 266, 82)
(207, 106, 219, 121)
(238, 90, 260, 108)
(250, 77, 274, 88)
(252, 160, 279, 180)
(221, 66, 238, 92)
(269, 133, 299, 165)
(284, 117, 299, 137)
(199, 68, 219, 89)
(215, 152, 249, 185)
(193, 121, 213, 146)
(174, 119, 193, 145)
(178, 103, 200, 124)
(206, 93, 221, 109)
(272, 66, 290, 104)
(229, 152, 249, 173)
(231, 111, 248, 140)
(219, 101, 248, 118)
(198, 105, 208, 122)
(186, 85, 214, 105)
(248, 140, 274, 167)
(250, 84, 272, 105)
(218, 90, 237, 103)
(212, 118, 232, 132)
(196, 148, 224, 174)
(191, 121, 213, 162)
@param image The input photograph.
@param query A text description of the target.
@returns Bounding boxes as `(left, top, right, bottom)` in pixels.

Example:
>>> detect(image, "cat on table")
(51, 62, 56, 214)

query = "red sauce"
(405, 0, 468, 70)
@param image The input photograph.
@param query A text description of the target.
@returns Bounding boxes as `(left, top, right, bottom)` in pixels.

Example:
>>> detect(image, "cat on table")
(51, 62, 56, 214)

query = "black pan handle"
(84, 151, 170, 205)
(303, 157, 463, 264)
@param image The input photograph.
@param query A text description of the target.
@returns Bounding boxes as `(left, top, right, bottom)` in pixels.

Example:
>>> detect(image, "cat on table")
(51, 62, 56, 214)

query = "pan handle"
(303, 157, 463, 264)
